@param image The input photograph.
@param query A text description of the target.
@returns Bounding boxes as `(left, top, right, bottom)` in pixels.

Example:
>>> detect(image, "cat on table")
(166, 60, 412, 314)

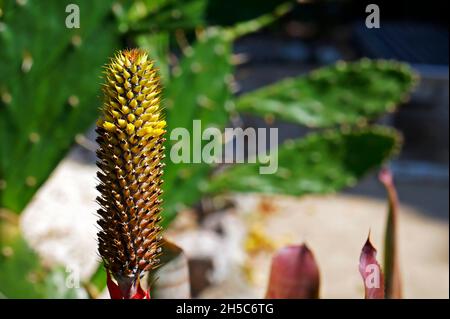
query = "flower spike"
(96, 49, 165, 298)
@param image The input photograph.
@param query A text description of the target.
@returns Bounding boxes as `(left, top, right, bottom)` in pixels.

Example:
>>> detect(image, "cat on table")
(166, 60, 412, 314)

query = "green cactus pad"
(206, 126, 402, 195)
(0, 1, 119, 212)
(161, 31, 234, 225)
(236, 59, 417, 127)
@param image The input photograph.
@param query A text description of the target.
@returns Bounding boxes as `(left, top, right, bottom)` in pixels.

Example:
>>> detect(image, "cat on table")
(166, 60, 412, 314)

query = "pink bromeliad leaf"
(106, 271, 123, 299)
(266, 244, 320, 299)
(359, 235, 385, 299)
(106, 270, 150, 299)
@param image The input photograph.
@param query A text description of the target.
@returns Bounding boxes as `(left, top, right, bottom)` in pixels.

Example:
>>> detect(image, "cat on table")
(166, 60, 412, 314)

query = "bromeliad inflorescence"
(95, 49, 166, 299)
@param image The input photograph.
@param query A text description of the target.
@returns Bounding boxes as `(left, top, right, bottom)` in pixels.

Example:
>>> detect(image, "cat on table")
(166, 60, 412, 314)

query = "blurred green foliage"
(0, 218, 46, 298)
(0, 0, 417, 298)
(236, 60, 416, 127)
(0, 218, 87, 298)
(115, 0, 207, 33)
(162, 31, 234, 223)
(0, 0, 119, 213)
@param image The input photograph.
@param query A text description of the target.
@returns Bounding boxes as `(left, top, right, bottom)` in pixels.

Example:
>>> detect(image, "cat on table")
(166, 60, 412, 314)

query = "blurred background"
(0, 0, 448, 298)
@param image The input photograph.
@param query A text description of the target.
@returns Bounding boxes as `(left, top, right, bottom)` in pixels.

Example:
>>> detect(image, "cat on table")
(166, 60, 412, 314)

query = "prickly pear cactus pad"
(206, 127, 402, 195)
(236, 59, 418, 128)
(96, 49, 165, 286)
(0, 1, 118, 213)
(161, 31, 234, 225)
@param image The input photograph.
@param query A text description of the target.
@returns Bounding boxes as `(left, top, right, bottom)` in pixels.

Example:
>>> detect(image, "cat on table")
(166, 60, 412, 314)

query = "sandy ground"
(20, 148, 449, 298)
(196, 194, 449, 299)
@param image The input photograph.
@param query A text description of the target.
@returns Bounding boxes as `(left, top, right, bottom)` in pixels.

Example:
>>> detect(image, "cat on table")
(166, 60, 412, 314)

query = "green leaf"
(0, 1, 119, 213)
(236, 59, 417, 128)
(117, 0, 207, 33)
(206, 126, 402, 196)
(220, 2, 293, 41)
(83, 262, 107, 299)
